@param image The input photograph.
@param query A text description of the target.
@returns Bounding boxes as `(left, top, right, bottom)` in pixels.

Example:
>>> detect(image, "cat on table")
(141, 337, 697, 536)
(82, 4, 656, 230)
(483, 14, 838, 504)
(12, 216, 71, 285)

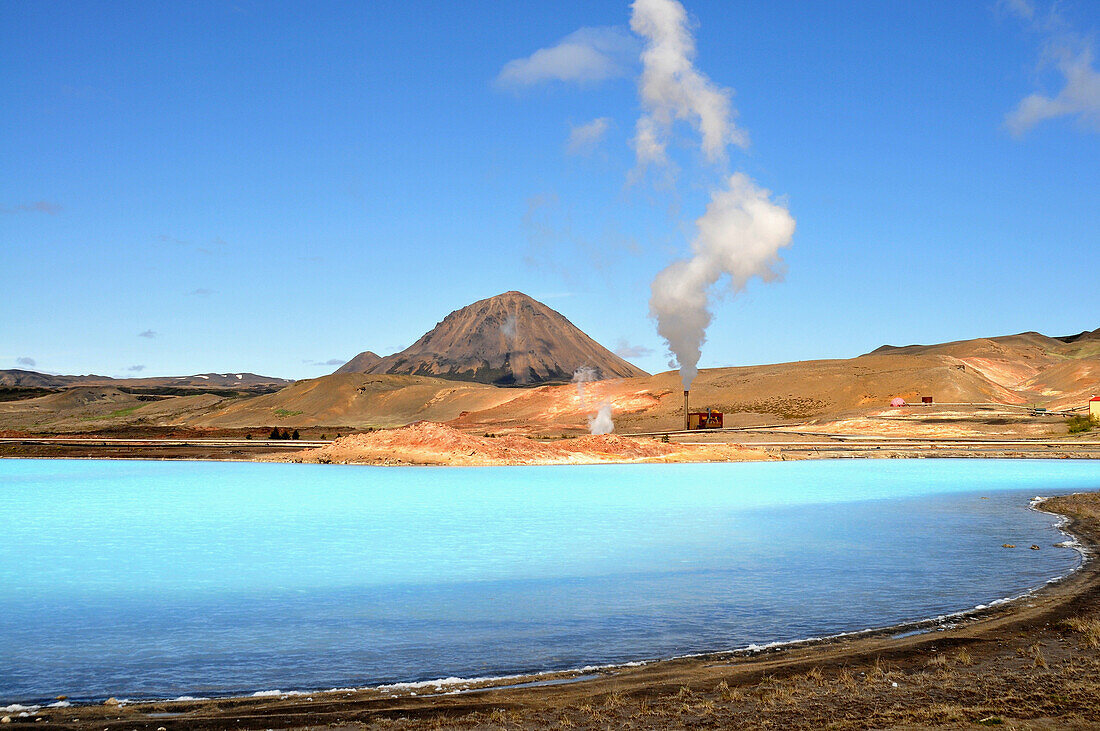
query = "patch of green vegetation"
(272, 409, 303, 417)
(80, 405, 143, 421)
(1067, 415, 1095, 434)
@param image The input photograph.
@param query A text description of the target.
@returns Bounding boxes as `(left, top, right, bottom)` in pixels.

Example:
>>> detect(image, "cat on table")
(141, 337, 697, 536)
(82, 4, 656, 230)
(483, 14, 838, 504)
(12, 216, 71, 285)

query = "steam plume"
(634, 0, 796, 390)
(572, 365, 599, 401)
(649, 174, 794, 388)
(629, 0, 747, 169)
(501, 314, 518, 343)
(588, 403, 614, 434)
(572, 366, 615, 434)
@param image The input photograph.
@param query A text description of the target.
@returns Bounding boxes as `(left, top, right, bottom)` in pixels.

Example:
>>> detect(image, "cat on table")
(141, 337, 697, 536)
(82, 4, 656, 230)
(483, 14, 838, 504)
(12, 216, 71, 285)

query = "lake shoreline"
(3, 441, 1100, 464)
(14, 491, 1100, 729)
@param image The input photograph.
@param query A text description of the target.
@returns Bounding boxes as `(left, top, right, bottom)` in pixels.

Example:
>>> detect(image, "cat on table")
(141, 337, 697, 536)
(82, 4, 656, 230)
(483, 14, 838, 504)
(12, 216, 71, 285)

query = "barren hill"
(363, 291, 649, 386)
(445, 352, 1030, 436)
(0, 386, 232, 433)
(334, 351, 383, 374)
(191, 373, 517, 429)
(865, 330, 1100, 409)
(444, 327, 1100, 436)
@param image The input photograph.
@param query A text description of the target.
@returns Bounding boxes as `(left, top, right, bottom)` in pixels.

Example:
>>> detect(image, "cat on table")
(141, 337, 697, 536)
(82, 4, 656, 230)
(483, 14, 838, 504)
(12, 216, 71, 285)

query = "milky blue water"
(1, 458, 1097, 704)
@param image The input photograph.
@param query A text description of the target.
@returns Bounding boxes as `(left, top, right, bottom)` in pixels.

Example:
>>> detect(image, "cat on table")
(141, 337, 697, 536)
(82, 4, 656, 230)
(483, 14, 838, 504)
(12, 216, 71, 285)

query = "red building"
(687, 410, 724, 430)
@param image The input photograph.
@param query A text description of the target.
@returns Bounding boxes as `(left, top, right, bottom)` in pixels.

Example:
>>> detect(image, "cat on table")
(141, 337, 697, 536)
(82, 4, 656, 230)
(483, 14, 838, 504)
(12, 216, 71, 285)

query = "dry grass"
(865, 656, 890, 683)
(757, 676, 798, 708)
(715, 679, 743, 702)
(486, 707, 518, 727)
(1061, 615, 1100, 648)
(926, 703, 968, 723)
(693, 698, 717, 715)
(927, 652, 950, 668)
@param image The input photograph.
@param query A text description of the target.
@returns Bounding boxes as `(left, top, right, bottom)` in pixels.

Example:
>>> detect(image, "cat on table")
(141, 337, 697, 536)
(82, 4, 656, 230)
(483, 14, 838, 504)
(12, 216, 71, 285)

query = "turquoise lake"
(1, 458, 1098, 703)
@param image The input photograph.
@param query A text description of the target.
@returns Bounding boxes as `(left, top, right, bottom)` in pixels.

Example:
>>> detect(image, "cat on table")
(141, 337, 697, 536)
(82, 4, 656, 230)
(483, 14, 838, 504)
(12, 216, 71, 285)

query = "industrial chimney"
(683, 390, 690, 431)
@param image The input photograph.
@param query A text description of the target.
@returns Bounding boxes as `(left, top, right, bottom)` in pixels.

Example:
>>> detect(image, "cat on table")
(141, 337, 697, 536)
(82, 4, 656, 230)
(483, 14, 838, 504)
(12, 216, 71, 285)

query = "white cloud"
(566, 117, 612, 155)
(496, 27, 638, 88)
(138, 330, 156, 338)
(613, 340, 653, 359)
(1007, 46, 1100, 135)
(16, 357, 36, 367)
(630, 0, 747, 170)
(1000, 0, 1035, 22)
(1003, 1, 1100, 136)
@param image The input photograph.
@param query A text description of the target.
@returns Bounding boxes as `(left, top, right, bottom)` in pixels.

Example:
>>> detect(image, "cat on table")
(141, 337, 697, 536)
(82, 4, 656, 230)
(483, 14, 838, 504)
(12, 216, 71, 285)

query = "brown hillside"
(191, 373, 518, 428)
(868, 331, 1100, 396)
(0, 387, 231, 433)
(366, 291, 649, 386)
(446, 351, 1037, 436)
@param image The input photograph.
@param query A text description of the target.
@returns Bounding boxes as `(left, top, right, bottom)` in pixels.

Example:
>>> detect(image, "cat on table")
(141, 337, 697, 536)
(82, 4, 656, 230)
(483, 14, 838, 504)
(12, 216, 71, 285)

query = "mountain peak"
(333, 350, 383, 375)
(362, 292, 648, 386)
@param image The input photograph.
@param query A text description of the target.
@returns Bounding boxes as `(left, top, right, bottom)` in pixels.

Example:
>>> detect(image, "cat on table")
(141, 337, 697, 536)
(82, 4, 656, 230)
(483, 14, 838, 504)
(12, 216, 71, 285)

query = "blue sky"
(2, 0, 1098, 380)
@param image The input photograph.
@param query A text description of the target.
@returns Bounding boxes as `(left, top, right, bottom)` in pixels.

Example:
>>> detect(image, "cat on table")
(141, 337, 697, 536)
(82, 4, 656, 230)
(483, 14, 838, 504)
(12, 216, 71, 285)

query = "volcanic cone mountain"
(355, 291, 649, 386)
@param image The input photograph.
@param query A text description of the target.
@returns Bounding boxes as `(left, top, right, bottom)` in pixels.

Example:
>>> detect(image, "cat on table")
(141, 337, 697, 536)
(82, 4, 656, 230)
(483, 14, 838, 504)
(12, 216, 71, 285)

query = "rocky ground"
(284, 421, 770, 466)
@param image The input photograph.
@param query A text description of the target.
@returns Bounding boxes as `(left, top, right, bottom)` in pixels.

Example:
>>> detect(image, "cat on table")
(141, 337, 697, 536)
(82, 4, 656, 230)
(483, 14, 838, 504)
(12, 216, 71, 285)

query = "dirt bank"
(284, 421, 771, 466)
(16, 492, 1100, 730)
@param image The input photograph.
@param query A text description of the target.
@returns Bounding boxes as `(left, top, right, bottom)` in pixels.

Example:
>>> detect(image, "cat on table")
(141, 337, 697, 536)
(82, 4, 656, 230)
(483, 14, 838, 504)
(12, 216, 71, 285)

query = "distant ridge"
(362, 291, 649, 386)
(0, 369, 292, 391)
(1055, 327, 1100, 344)
(868, 329, 1097, 356)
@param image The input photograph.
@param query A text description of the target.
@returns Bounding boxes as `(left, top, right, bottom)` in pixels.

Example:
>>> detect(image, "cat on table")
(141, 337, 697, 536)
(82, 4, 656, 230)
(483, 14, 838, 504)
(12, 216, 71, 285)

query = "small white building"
(1091, 396, 1100, 422)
